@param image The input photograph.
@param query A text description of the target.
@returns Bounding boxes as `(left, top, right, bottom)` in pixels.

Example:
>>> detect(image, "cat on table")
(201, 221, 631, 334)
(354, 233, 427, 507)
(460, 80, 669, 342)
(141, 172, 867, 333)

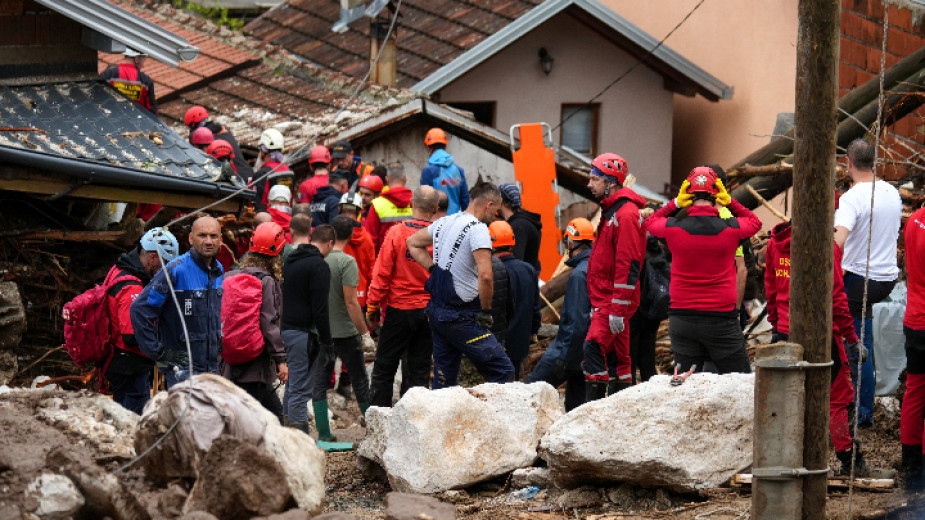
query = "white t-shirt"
(429, 212, 492, 302)
(834, 179, 901, 281)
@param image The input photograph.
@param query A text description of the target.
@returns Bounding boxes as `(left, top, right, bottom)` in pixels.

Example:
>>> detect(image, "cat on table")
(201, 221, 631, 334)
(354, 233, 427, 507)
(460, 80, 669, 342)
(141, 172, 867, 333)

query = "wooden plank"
(733, 473, 894, 491)
(16, 230, 125, 242)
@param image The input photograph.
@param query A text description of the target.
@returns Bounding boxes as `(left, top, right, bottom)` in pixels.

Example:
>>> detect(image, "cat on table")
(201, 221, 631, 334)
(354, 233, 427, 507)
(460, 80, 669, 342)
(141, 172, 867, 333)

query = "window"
(446, 102, 495, 127)
(560, 104, 599, 156)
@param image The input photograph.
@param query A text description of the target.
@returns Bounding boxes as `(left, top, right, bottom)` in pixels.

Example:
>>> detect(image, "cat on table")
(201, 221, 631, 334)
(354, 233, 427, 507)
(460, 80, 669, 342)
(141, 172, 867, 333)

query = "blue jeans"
(427, 307, 514, 389)
(282, 329, 317, 424)
(851, 316, 876, 425)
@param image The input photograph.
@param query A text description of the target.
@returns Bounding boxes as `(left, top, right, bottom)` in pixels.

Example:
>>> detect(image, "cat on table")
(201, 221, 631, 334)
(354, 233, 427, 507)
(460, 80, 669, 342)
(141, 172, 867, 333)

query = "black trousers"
(237, 381, 284, 419)
(630, 313, 660, 383)
(669, 314, 751, 374)
(370, 307, 433, 407)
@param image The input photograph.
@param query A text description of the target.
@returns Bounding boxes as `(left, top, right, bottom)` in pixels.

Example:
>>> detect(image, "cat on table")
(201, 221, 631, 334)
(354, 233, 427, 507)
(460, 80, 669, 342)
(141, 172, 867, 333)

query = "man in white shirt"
(407, 182, 515, 389)
(834, 138, 902, 428)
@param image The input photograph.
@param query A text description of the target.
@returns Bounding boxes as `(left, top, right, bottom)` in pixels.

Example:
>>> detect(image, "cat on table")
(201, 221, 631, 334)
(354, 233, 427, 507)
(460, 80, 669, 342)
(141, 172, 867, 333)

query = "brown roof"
(244, 0, 542, 88)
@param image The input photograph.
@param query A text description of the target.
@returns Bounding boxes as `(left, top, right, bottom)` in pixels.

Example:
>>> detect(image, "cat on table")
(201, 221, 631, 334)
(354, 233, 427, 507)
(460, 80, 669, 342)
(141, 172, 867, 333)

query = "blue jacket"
(499, 253, 541, 362)
(545, 249, 591, 371)
(130, 249, 224, 374)
(421, 149, 469, 214)
(310, 185, 341, 225)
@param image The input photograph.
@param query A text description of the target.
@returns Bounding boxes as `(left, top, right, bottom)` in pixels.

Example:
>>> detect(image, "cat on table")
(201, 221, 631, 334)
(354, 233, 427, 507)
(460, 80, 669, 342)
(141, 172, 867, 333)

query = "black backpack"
(638, 237, 671, 322)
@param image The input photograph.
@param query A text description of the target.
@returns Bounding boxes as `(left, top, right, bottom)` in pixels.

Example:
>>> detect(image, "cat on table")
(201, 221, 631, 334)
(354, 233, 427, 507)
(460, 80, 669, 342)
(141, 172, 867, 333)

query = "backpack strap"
(105, 272, 143, 298)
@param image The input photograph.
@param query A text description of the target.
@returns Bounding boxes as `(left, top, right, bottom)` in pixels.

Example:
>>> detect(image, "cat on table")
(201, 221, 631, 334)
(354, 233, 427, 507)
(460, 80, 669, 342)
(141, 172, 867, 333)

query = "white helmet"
(124, 48, 146, 58)
(259, 128, 285, 151)
(140, 227, 179, 261)
(339, 192, 362, 209)
(268, 184, 292, 204)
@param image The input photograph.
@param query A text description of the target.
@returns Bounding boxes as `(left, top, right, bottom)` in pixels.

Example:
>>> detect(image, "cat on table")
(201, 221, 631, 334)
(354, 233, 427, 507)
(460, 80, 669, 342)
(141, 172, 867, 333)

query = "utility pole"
(791, 1, 840, 518)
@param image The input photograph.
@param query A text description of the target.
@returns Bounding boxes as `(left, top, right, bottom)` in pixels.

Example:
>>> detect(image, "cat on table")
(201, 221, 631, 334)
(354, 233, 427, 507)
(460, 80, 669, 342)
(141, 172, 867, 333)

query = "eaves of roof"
(36, 0, 200, 67)
(413, 0, 733, 102)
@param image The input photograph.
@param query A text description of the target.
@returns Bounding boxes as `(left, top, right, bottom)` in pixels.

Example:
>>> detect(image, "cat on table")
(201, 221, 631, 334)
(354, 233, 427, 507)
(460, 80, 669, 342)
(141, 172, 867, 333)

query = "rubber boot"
(313, 400, 337, 442)
(903, 444, 924, 493)
(585, 381, 607, 403)
(607, 380, 632, 395)
(289, 421, 310, 434)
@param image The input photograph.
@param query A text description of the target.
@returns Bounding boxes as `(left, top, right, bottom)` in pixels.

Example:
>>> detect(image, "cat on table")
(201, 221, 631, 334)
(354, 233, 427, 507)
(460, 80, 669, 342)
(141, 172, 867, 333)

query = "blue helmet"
(140, 227, 179, 261)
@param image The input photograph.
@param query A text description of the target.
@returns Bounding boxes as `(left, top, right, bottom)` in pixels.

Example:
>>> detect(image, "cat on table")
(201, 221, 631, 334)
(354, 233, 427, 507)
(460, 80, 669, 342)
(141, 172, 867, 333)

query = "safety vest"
(371, 196, 412, 223)
(107, 64, 152, 111)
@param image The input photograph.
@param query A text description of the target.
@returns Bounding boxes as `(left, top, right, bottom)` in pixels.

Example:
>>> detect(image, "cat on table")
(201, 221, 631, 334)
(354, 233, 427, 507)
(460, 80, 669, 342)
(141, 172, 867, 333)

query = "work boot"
(903, 444, 924, 493)
(289, 421, 310, 434)
(607, 380, 632, 395)
(585, 382, 607, 403)
(837, 444, 870, 477)
(313, 400, 337, 442)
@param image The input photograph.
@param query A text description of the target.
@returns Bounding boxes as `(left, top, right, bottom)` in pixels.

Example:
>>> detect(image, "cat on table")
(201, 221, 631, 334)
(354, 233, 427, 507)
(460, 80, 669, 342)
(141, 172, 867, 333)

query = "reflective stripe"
(466, 333, 492, 345)
(371, 197, 412, 221)
(613, 283, 635, 289)
(611, 299, 631, 305)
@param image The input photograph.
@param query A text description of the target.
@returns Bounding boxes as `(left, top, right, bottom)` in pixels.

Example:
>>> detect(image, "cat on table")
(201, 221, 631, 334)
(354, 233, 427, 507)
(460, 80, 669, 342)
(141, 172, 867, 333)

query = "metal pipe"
(753, 342, 806, 519)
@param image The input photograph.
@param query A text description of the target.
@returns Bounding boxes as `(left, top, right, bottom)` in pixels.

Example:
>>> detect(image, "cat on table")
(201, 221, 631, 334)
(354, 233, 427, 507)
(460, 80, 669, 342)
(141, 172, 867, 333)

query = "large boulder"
(540, 373, 755, 493)
(361, 383, 561, 494)
(136, 374, 325, 515)
(36, 392, 139, 457)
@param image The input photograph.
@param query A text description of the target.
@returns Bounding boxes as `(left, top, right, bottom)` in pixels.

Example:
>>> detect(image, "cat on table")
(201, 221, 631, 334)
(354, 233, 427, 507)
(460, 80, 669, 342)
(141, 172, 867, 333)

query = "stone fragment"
(540, 373, 755, 493)
(384, 492, 456, 520)
(25, 473, 84, 520)
(511, 467, 552, 489)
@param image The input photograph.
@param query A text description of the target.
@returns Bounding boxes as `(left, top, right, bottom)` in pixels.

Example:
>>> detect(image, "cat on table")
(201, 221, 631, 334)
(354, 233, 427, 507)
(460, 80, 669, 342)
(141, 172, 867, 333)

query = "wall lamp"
(539, 47, 554, 76)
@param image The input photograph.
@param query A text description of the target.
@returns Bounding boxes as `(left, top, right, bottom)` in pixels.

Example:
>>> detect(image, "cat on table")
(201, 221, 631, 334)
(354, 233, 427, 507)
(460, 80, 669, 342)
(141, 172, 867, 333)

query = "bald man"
(132, 216, 225, 388)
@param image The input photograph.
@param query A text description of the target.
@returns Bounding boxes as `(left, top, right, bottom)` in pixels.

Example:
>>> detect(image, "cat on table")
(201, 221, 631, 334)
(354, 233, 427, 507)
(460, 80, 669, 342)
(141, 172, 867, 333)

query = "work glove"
(715, 179, 732, 206)
(476, 310, 493, 330)
(846, 342, 869, 363)
(361, 333, 376, 353)
(675, 180, 694, 208)
(159, 349, 189, 367)
(609, 315, 625, 334)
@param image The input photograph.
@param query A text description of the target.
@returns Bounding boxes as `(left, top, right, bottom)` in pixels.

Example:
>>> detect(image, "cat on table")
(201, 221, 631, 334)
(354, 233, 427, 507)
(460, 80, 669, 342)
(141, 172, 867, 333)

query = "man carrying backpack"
(131, 216, 225, 389)
(103, 228, 179, 414)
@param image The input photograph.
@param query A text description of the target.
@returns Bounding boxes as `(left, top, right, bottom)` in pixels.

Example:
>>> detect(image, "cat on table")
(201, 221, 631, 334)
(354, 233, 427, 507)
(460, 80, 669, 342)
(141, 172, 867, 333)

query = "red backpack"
(61, 274, 138, 370)
(221, 272, 268, 365)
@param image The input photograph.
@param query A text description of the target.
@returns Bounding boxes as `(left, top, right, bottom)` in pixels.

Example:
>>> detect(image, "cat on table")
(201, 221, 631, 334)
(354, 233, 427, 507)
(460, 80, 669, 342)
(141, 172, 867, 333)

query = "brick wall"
(841, 0, 925, 180)
(0, 0, 96, 78)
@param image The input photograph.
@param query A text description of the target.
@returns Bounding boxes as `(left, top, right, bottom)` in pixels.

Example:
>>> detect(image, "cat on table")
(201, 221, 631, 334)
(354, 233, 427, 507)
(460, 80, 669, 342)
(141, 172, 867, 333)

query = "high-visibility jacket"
(364, 186, 412, 251)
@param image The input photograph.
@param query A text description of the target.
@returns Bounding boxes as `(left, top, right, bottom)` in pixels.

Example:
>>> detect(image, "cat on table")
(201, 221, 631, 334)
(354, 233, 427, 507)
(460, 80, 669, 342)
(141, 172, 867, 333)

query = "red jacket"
(367, 218, 432, 310)
(645, 199, 761, 314)
(298, 173, 328, 204)
(587, 187, 646, 317)
(103, 259, 148, 359)
(364, 186, 413, 251)
(765, 221, 859, 343)
(905, 208, 925, 329)
(343, 223, 376, 307)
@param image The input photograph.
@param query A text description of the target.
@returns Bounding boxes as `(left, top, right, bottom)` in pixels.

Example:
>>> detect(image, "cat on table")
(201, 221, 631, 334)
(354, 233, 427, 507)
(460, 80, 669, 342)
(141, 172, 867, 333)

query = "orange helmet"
(184, 105, 209, 127)
(489, 221, 516, 249)
(686, 166, 719, 196)
(207, 139, 234, 160)
(249, 222, 286, 257)
(564, 218, 595, 242)
(424, 128, 448, 147)
(358, 174, 384, 193)
(308, 145, 331, 165)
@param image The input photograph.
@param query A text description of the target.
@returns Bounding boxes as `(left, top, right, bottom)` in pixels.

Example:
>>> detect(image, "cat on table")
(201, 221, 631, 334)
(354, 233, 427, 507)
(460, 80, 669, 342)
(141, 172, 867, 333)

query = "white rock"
(540, 373, 755, 493)
(36, 393, 138, 457)
(470, 382, 563, 458)
(512, 467, 552, 489)
(258, 426, 326, 516)
(26, 473, 84, 519)
(356, 405, 392, 469)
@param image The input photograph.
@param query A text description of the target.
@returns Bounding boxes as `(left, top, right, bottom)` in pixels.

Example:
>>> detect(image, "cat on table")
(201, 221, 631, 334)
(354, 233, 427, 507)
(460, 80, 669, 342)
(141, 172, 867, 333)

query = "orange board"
(511, 123, 561, 282)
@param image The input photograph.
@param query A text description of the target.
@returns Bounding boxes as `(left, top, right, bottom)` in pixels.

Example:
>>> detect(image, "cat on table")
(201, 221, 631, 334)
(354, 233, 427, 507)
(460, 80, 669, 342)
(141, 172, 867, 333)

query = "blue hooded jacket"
(421, 149, 469, 214)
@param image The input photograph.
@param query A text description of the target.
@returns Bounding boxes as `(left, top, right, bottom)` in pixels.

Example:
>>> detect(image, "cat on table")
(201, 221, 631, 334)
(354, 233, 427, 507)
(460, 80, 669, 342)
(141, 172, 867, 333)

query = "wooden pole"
(792, 1, 839, 518)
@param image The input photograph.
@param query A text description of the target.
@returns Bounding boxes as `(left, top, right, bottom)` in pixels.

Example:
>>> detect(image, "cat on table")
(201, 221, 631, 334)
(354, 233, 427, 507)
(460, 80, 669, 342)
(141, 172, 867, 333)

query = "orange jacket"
(368, 218, 432, 310)
(343, 223, 376, 307)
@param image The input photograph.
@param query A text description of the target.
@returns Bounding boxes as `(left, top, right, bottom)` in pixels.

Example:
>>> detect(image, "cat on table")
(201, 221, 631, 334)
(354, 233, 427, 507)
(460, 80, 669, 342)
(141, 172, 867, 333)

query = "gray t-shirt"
(429, 212, 492, 302)
(326, 250, 360, 338)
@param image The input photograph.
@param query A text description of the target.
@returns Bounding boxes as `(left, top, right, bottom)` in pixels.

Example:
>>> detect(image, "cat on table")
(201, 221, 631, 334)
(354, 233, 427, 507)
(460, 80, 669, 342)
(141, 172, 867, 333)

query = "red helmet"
(191, 127, 214, 146)
(591, 153, 628, 185)
(358, 174, 384, 193)
(249, 222, 286, 257)
(308, 145, 331, 165)
(424, 128, 448, 146)
(686, 166, 719, 196)
(207, 139, 234, 160)
(489, 221, 516, 249)
(184, 105, 209, 127)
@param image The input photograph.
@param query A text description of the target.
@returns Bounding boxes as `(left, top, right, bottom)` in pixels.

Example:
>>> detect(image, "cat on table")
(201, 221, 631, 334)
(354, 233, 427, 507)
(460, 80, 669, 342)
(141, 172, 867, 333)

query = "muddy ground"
(0, 381, 920, 520)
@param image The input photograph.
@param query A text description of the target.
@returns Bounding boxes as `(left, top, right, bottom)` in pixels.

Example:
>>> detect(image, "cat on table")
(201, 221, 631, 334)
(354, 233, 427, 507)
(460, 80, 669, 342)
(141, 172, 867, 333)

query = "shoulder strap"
(602, 198, 630, 223)
(105, 271, 143, 298)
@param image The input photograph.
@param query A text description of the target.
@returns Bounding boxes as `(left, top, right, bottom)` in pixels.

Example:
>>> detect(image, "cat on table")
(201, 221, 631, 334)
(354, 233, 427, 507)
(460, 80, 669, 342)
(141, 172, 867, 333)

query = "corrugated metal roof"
(413, 0, 733, 102)
(35, 0, 199, 67)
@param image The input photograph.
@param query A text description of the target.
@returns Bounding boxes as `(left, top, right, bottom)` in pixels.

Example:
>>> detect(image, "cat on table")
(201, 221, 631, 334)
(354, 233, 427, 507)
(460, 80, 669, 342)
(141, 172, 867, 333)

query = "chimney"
(369, 20, 397, 87)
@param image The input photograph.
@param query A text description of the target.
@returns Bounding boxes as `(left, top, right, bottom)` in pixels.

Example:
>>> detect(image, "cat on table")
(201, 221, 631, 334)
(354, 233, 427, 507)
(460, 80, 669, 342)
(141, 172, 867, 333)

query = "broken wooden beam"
(731, 473, 894, 492)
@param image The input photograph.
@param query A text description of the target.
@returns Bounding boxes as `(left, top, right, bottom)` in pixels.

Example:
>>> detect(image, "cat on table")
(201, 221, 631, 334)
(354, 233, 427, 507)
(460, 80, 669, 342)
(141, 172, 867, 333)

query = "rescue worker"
(498, 183, 542, 272)
(581, 153, 646, 401)
(364, 163, 412, 251)
(311, 169, 350, 225)
(407, 182, 514, 388)
(766, 219, 870, 475)
(183, 105, 254, 182)
(489, 221, 541, 379)
(525, 218, 594, 411)
(191, 127, 214, 152)
(101, 48, 157, 113)
(131, 216, 224, 388)
(219, 222, 289, 422)
(253, 128, 294, 213)
(330, 140, 374, 187)
(298, 145, 332, 204)
(206, 140, 246, 188)
(367, 187, 440, 405)
(901, 204, 925, 491)
(421, 128, 469, 215)
(834, 138, 902, 428)
(104, 228, 179, 414)
(358, 174, 384, 221)
(267, 184, 293, 242)
(338, 193, 375, 309)
(281, 224, 335, 434)
(644, 166, 760, 375)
